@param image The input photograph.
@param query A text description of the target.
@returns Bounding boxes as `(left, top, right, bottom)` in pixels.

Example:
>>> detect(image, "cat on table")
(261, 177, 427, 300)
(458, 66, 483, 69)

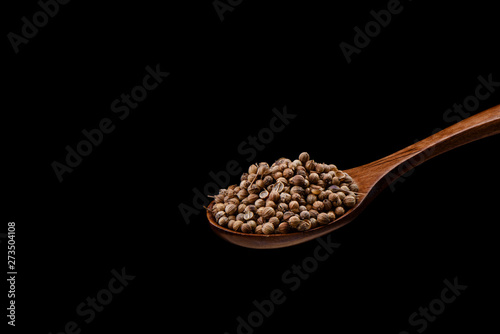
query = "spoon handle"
(362, 104, 500, 190)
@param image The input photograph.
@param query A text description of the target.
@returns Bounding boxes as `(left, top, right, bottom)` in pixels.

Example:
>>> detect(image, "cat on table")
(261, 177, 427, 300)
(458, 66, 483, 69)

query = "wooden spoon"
(207, 104, 500, 249)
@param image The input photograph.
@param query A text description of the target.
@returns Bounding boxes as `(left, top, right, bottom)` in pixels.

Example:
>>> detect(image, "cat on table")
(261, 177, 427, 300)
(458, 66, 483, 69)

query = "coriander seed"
(241, 223, 253, 233)
(300, 210, 310, 220)
(215, 211, 226, 221)
(299, 152, 310, 163)
(297, 220, 311, 231)
(247, 220, 257, 230)
(323, 199, 333, 211)
(266, 200, 277, 209)
(318, 191, 329, 201)
(289, 200, 300, 213)
(313, 201, 324, 211)
(308, 172, 319, 184)
(278, 202, 288, 212)
(280, 192, 291, 203)
(310, 218, 318, 229)
(218, 216, 228, 227)
(290, 175, 306, 187)
(283, 211, 294, 221)
(228, 197, 239, 206)
(261, 207, 275, 219)
(255, 199, 265, 208)
(337, 192, 346, 201)
(340, 185, 350, 193)
(290, 186, 305, 196)
(225, 204, 237, 215)
(306, 194, 317, 204)
(263, 175, 274, 186)
(248, 164, 258, 174)
(269, 216, 280, 227)
(344, 195, 356, 208)
(296, 166, 307, 177)
(305, 160, 316, 171)
(289, 216, 301, 229)
(315, 163, 325, 173)
(277, 222, 291, 234)
(262, 222, 275, 235)
(269, 190, 280, 202)
(273, 181, 285, 193)
(244, 211, 254, 220)
(310, 185, 322, 195)
(327, 211, 336, 221)
(328, 193, 339, 202)
(291, 193, 302, 202)
(283, 168, 294, 179)
(317, 212, 330, 225)
(213, 203, 225, 213)
(245, 204, 256, 212)
(259, 189, 269, 199)
(233, 220, 244, 231)
(334, 206, 345, 217)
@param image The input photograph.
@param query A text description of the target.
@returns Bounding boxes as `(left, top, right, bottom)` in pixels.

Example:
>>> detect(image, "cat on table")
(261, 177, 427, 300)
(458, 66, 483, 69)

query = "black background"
(3, 0, 500, 333)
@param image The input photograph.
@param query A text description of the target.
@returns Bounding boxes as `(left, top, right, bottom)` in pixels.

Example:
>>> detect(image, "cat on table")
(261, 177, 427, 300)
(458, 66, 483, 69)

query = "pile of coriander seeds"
(210, 152, 359, 234)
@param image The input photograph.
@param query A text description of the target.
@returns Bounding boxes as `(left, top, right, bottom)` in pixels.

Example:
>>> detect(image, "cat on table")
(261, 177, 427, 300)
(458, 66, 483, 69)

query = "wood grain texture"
(207, 104, 500, 249)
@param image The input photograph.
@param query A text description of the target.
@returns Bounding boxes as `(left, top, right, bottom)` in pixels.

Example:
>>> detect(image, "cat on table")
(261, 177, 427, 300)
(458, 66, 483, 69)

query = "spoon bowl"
(207, 104, 500, 249)
(207, 166, 370, 249)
